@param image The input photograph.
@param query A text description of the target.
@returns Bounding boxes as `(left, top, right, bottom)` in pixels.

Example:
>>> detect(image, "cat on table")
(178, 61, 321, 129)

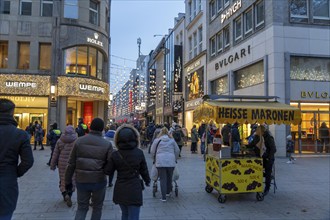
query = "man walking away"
(65, 118, 113, 220)
(76, 118, 89, 137)
(221, 123, 231, 146)
(172, 125, 185, 157)
(47, 123, 61, 166)
(0, 99, 34, 220)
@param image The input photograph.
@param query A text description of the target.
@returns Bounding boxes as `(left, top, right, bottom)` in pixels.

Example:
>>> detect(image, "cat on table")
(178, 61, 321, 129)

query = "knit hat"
(64, 125, 75, 134)
(90, 118, 104, 132)
(52, 122, 58, 129)
(0, 98, 15, 113)
(286, 135, 292, 140)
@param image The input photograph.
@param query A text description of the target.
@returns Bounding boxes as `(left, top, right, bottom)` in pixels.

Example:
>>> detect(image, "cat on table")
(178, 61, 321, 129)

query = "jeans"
(75, 181, 106, 220)
(0, 213, 13, 220)
(119, 204, 140, 220)
(200, 142, 205, 154)
(232, 142, 240, 153)
(158, 167, 174, 200)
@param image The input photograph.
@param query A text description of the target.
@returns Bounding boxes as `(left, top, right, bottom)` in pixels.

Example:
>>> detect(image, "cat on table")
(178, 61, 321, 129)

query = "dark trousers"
(75, 181, 107, 220)
(158, 167, 174, 200)
(108, 173, 114, 185)
(119, 204, 140, 220)
(263, 158, 274, 191)
(191, 142, 197, 152)
(48, 147, 55, 164)
(34, 141, 43, 149)
(0, 213, 13, 220)
(178, 145, 182, 156)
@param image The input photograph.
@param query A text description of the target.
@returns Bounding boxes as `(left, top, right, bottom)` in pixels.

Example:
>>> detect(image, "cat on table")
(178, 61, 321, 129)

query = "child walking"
(286, 135, 295, 164)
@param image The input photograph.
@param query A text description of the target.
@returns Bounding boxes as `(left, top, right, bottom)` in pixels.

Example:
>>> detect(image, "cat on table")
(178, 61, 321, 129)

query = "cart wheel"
(218, 194, 226, 203)
(205, 185, 213, 193)
(256, 192, 264, 201)
(175, 187, 178, 197)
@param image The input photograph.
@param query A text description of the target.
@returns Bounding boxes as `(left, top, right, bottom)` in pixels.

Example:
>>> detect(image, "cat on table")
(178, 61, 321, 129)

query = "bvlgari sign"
(87, 33, 103, 47)
(215, 45, 251, 70)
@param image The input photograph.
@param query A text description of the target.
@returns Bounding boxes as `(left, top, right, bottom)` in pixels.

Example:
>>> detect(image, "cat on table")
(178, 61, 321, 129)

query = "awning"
(193, 101, 301, 125)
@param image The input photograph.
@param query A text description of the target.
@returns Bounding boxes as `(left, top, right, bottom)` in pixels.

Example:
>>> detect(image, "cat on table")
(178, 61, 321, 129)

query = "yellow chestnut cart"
(193, 95, 301, 203)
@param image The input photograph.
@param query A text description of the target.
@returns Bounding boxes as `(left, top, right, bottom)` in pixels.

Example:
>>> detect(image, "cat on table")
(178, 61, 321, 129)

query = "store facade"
(0, 74, 51, 143)
(206, 0, 330, 156)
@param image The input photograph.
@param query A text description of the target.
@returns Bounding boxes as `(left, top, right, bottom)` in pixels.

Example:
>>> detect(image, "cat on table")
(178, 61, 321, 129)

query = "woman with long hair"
(151, 127, 180, 202)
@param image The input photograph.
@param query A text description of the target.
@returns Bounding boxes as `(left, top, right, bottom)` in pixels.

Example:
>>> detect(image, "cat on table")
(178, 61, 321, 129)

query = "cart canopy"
(193, 101, 301, 125)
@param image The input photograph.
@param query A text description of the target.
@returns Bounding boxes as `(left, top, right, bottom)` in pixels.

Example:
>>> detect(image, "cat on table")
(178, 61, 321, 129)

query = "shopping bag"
(173, 165, 179, 181)
(151, 164, 158, 181)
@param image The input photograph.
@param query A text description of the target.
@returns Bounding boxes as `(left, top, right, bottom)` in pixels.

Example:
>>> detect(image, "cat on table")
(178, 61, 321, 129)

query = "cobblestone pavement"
(13, 145, 330, 220)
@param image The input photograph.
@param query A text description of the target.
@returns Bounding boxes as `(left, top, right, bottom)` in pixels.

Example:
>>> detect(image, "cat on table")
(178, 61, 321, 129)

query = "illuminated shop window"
(0, 41, 8, 68)
(234, 61, 264, 90)
(39, 43, 51, 70)
(211, 75, 228, 95)
(18, 42, 30, 69)
(64, 46, 104, 79)
(290, 56, 330, 81)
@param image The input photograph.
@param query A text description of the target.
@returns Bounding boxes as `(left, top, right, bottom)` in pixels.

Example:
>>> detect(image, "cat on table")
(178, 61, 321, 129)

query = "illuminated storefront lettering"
(87, 33, 104, 47)
(301, 91, 329, 99)
(5, 81, 37, 88)
(79, 84, 105, 93)
(221, 0, 242, 23)
(215, 45, 251, 70)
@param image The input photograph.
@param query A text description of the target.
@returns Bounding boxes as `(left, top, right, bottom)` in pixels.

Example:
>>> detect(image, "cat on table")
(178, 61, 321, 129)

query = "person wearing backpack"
(172, 125, 184, 157)
(76, 118, 89, 137)
(47, 123, 62, 166)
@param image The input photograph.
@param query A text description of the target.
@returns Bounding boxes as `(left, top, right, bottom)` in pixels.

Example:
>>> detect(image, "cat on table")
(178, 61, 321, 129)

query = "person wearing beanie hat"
(286, 134, 295, 164)
(0, 99, 34, 219)
(105, 124, 150, 220)
(65, 117, 113, 220)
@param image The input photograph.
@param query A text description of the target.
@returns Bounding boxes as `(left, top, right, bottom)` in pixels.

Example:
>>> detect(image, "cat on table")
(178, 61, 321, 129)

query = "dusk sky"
(110, 0, 185, 94)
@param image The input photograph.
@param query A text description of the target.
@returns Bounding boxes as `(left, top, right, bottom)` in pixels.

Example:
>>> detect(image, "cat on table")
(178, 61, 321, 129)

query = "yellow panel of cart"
(220, 158, 263, 194)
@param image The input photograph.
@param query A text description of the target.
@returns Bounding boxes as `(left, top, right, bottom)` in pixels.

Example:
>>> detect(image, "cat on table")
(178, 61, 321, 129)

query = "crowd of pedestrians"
(2, 95, 328, 220)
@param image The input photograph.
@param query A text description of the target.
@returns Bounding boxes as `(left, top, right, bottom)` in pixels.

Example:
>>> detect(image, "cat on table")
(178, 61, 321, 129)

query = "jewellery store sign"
(0, 74, 50, 96)
(57, 76, 109, 101)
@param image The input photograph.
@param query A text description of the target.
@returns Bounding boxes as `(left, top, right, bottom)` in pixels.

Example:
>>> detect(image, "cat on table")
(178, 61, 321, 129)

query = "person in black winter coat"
(0, 99, 34, 219)
(105, 124, 150, 220)
(46, 122, 62, 166)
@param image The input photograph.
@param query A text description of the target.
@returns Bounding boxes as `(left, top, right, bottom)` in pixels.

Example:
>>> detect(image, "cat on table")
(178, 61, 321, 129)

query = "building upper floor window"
(41, 0, 53, 17)
(210, 0, 216, 20)
(189, 0, 202, 22)
(0, 0, 10, 14)
(64, 46, 104, 80)
(64, 0, 78, 19)
(198, 26, 203, 53)
(0, 41, 8, 68)
(18, 42, 30, 69)
(223, 25, 230, 48)
(244, 8, 253, 35)
(193, 31, 198, 57)
(290, 0, 330, 24)
(234, 16, 242, 42)
(189, 1, 192, 22)
(20, 0, 32, 16)
(224, 0, 230, 8)
(210, 36, 216, 57)
(89, 0, 99, 25)
(217, 0, 223, 12)
(255, 0, 265, 28)
(211, 75, 228, 95)
(290, 56, 330, 81)
(39, 43, 51, 70)
(216, 32, 223, 53)
(188, 36, 193, 60)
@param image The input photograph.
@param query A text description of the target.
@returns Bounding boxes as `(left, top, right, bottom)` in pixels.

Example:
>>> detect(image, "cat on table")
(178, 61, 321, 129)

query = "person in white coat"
(151, 127, 180, 202)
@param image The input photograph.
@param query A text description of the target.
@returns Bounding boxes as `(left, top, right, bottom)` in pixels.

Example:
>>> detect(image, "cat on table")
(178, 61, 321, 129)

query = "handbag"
(151, 140, 162, 181)
(116, 151, 145, 190)
(173, 165, 179, 181)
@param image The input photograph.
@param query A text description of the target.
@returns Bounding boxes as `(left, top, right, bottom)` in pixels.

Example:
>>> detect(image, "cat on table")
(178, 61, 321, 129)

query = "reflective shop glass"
(18, 42, 30, 69)
(0, 41, 8, 68)
(64, 46, 104, 79)
(64, 0, 78, 19)
(313, 0, 330, 18)
(235, 61, 264, 90)
(291, 57, 330, 81)
(39, 43, 51, 70)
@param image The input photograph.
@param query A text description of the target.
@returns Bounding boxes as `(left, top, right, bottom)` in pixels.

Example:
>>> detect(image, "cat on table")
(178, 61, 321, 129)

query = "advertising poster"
(186, 67, 204, 101)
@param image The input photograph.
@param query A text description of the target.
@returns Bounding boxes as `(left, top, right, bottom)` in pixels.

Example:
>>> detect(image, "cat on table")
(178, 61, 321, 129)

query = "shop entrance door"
(298, 110, 330, 153)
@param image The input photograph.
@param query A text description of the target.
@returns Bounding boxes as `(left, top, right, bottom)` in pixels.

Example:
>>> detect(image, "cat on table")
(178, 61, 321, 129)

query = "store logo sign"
(221, 0, 242, 23)
(79, 84, 105, 94)
(186, 60, 201, 73)
(215, 45, 251, 70)
(5, 81, 37, 88)
(87, 33, 103, 47)
(186, 99, 202, 108)
(301, 91, 329, 99)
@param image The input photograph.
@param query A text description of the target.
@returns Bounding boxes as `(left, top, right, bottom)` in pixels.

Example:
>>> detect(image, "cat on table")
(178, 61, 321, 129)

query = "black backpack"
(173, 130, 182, 142)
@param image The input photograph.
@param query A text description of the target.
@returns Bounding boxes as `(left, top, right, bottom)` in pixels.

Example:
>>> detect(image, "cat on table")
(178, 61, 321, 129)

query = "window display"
(290, 56, 330, 81)
(234, 61, 264, 90)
